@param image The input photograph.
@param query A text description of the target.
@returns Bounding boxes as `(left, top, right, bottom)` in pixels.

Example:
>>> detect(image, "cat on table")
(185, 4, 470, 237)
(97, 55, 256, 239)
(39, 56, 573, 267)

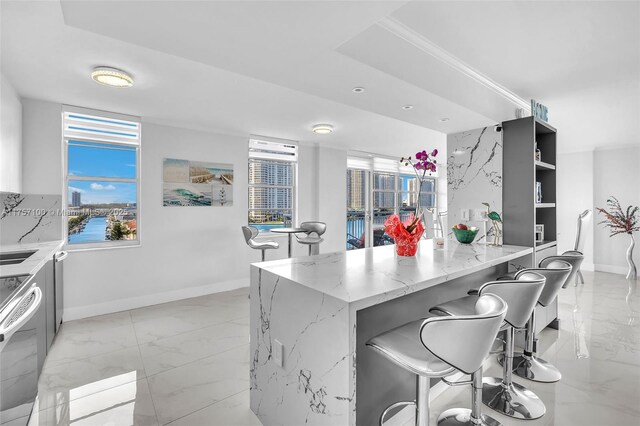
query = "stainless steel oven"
(0, 275, 43, 426)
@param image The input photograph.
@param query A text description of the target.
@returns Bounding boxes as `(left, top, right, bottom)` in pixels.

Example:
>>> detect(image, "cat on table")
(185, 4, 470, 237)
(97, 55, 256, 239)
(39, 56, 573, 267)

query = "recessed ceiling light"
(402, 105, 413, 110)
(312, 124, 333, 134)
(91, 66, 134, 88)
(352, 87, 365, 93)
(440, 118, 450, 122)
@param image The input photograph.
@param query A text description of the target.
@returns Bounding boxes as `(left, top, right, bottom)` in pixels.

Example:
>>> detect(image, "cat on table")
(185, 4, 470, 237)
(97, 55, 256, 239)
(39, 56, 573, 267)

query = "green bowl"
(452, 227, 479, 244)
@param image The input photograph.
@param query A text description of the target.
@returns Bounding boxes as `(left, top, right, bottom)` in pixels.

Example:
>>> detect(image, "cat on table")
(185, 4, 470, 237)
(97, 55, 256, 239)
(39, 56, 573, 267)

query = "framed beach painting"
(163, 158, 233, 206)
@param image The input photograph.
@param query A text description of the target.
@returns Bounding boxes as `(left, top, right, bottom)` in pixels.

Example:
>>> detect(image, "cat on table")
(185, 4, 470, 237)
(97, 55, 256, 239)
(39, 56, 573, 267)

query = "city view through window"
(67, 140, 138, 244)
(248, 159, 294, 232)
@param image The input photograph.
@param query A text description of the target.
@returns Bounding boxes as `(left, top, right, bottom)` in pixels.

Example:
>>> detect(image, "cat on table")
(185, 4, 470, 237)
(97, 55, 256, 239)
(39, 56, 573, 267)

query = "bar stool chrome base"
(482, 377, 546, 420)
(511, 353, 562, 383)
(437, 408, 502, 426)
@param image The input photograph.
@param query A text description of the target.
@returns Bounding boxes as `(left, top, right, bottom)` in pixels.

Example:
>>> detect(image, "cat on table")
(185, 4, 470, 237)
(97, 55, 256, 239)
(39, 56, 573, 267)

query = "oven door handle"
(0, 284, 43, 344)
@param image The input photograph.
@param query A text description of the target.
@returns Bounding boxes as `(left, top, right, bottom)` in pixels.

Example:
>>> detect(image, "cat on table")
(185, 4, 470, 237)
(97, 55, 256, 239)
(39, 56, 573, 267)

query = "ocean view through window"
(248, 138, 297, 232)
(63, 110, 140, 248)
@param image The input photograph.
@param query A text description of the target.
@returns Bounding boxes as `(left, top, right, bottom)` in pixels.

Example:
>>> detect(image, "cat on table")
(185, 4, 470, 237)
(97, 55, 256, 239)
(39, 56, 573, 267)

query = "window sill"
(64, 241, 141, 252)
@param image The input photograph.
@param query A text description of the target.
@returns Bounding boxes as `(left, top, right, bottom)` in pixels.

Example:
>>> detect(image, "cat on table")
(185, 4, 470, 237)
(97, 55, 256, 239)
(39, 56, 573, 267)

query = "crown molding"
(377, 17, 531, 113)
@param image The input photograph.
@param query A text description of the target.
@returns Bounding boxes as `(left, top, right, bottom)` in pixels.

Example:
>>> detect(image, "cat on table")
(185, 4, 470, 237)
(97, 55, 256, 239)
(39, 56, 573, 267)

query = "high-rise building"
(71, 191, 82, 207)
(248, 160, 293, 222)
(347, 170, 365, 210)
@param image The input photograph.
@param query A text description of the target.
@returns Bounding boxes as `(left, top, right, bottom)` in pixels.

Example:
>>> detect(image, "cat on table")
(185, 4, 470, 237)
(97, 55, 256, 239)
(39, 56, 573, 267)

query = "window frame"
(62, 112, 142, 251)
(247, 157, 297, 234)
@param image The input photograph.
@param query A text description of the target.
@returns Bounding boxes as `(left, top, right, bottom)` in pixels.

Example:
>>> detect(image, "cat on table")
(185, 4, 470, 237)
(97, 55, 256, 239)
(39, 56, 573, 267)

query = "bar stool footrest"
(380, 400, 415, 426)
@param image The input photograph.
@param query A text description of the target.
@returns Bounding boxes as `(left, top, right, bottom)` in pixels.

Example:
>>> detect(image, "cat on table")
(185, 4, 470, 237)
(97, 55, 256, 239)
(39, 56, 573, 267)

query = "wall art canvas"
(163, 158, 233, 206)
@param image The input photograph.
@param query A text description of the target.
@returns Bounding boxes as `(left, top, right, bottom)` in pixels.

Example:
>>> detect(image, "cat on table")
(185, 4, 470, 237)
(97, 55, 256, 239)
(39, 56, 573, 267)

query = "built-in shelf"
(535, 240, 557, 251)
(535, 203, 556, 208)
(535, 161, 556, 171)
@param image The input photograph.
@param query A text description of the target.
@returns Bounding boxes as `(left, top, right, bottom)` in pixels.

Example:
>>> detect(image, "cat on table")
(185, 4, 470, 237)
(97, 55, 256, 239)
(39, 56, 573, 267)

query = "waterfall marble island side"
(250, 240, 532, 426)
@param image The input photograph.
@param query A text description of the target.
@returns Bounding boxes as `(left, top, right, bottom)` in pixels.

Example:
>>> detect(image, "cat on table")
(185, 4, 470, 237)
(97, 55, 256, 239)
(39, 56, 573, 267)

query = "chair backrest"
(574, 210, 592, 252)
(540, 253, 584, 288)
(420, 294, 507, 375)
(301, 221, 326, 236)
(241, 226, 258, 245)
(477, 273, 546, 329)
(517, 260, 572, 307)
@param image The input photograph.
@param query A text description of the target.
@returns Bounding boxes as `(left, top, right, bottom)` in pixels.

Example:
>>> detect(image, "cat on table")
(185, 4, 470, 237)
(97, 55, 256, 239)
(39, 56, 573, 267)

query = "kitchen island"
(250, 240, 532, 426)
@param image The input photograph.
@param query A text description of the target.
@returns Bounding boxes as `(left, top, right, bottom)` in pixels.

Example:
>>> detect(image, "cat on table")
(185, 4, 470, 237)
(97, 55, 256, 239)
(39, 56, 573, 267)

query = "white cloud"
(68, 186, 85, 193)
(90, 183, 116, 191)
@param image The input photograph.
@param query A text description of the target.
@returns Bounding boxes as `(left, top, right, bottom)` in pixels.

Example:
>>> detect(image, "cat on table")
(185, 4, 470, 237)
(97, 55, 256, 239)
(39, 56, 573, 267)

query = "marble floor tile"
(29, 378, 158, 426)
(146, 344, 250, 425)
(139, 320, 249, 376)
(167, 390, 261, 426)
(133, 305, 247, 343)
(44, 322, 139, 366)
(37, 346, 146, 410)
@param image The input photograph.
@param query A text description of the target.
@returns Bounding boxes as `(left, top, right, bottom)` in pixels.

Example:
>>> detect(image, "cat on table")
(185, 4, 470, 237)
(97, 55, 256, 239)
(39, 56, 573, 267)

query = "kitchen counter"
(250, 240, 532, 425)
(0, 240, 65, 278)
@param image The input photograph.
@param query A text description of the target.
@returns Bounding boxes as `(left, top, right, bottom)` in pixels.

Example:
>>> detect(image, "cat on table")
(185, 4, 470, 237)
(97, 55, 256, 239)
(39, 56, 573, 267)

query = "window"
(63, 109, 141, 248)
(248, 138, 297, 232)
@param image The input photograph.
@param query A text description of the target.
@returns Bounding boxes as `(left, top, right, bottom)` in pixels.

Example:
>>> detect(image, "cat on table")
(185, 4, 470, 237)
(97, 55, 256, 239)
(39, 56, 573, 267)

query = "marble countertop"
(0, 240, 65, 278)
(253, 240, 532, 307)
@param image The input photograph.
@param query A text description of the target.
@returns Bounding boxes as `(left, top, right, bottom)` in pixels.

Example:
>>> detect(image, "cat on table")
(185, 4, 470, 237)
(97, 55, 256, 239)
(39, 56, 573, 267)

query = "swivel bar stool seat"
(541, 253, 583, 289)
(241, 226, 279, 261)
(367, 294, 507, 426)
(295, 221, 326, 256)
(506, 259, 573, 383)
(430, 273, 547, 420)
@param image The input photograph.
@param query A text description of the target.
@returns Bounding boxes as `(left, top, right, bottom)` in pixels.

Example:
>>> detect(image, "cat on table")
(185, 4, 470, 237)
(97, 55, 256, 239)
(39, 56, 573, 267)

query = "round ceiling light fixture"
(402, 105, 414, 110)
(352, 87, 365, 93)
(91, 66, 134, 88)
(312, 124, 333, 134)
(439, 118, 450, 122)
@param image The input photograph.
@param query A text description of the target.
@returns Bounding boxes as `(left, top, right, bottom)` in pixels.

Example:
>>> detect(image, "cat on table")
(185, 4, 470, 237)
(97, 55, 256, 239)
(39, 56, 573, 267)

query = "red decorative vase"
(384, 214, 425, 257)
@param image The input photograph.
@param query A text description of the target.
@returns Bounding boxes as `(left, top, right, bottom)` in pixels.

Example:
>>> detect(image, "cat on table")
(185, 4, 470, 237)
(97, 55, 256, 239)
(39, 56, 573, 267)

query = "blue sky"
(68, 141, 137, 204)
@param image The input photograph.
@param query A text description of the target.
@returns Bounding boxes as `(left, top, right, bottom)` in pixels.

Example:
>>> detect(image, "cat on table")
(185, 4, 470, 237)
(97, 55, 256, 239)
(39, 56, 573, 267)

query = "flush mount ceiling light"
(91, 66, 134, 88)
(352, 87, 365, 93)
(312, 124, 333, 134)
(402, 105, 413, 110)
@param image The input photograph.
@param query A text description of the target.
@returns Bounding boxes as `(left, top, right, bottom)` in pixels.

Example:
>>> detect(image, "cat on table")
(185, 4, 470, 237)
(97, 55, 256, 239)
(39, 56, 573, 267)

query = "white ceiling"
(2, 1, 638, 154)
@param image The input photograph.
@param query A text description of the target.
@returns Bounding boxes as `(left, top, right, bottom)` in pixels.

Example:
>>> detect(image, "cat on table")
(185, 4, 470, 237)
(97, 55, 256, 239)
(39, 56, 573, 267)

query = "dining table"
(270, 227, 306, 258)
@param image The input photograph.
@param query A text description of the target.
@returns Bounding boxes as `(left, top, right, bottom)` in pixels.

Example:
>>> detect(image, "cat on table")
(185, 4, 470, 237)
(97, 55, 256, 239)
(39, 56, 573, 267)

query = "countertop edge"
(0, 240, 65, 278)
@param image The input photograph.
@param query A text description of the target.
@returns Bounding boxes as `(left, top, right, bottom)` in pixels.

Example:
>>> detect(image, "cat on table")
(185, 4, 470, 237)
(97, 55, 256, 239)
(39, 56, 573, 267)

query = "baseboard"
(594, 263, 630, 276)
(63, 278, 248, 321)
(581, 262, 595, 272)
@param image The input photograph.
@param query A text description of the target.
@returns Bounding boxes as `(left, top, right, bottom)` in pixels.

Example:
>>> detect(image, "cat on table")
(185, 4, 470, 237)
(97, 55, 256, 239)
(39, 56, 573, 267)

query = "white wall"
(556, 151, 594, 270)
(593, 146, 640, 275)
(0, 73, 22, 193)
(317, 146, 347, 253)
(20, 98, 344, 319)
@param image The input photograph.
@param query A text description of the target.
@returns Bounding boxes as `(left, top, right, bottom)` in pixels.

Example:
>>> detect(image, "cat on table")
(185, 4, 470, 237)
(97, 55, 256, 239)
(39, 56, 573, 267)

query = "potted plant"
(384, 149, 437, 256)
(597, 196, 639, 280)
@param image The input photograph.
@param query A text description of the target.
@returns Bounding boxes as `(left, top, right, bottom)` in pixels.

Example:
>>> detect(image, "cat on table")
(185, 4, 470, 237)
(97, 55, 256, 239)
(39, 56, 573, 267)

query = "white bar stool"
(241, 226, 279, 261)
(366, 294, 507, 426)
(430, 273, 547, 421)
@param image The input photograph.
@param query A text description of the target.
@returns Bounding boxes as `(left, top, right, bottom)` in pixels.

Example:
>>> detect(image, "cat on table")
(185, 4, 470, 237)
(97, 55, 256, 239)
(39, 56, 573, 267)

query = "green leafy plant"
(597, 196, 639, 236)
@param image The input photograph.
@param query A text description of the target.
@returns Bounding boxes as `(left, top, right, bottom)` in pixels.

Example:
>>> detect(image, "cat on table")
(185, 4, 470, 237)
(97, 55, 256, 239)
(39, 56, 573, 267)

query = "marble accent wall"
(1, 192, 62, 244)
(447, 126, 502, 243)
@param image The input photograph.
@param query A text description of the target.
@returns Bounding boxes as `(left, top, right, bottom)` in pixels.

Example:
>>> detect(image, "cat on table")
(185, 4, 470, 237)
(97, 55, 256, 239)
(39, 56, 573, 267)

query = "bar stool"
(366, 294, 507, 426)
(241, 226, 279, 261)
(555, 251, 585, 287)
(430, 273, 547, 420)
(295, 221, 326, 255)
(505, 260, 572, 383)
